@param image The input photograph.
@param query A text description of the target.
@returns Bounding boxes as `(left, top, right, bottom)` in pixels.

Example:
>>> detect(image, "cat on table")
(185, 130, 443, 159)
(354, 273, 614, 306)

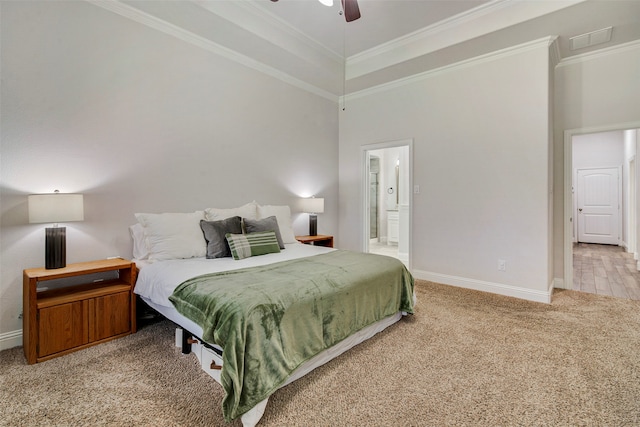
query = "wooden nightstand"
(296, 235, 334, 248)
(23, 258, 137, 364)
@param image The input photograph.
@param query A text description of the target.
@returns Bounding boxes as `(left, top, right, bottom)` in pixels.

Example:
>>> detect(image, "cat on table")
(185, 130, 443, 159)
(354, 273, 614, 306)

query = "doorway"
(362, 139, 412, 268)
(564, 125, 640, 296)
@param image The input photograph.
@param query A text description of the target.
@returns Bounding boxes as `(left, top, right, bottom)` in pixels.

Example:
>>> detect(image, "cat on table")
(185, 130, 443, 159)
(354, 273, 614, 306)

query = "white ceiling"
(113, 0, 640, 98)
(249, 0, 494, 57)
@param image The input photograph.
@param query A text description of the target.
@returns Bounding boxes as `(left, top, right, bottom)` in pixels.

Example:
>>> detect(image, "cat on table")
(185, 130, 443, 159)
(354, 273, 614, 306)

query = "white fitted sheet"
(134, 242, 334, 307)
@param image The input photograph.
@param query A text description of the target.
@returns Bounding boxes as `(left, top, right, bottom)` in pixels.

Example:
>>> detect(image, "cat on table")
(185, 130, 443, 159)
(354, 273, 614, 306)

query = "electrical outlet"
(498, 259, 506, 272)
(18, 311, 23, 320)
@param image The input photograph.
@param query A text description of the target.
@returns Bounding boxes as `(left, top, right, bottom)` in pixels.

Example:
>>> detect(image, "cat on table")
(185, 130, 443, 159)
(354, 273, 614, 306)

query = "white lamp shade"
(28, 194, 84, 224)
(300, 197, 324, 214)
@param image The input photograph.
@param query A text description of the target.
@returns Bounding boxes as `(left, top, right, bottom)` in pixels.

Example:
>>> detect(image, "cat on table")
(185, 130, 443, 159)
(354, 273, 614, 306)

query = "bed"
(131, 203, 415, 426)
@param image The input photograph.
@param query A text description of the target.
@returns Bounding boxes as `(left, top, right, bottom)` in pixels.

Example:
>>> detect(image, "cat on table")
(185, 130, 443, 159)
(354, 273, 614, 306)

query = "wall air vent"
(570, 26, 613, 51)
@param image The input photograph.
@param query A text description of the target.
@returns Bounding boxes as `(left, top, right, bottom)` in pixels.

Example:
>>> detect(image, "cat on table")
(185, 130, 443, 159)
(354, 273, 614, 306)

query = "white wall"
(573, 131, 625, 168)
(339, 38, 554, 302)
(553, 41, 640, 281)
(0, 1, 338, 345)
(382, 148, 400, 212)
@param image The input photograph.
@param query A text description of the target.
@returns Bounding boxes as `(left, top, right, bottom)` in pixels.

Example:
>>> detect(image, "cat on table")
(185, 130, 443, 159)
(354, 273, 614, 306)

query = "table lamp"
(28, 191, 84, 269)
(300, 197, 324, 236)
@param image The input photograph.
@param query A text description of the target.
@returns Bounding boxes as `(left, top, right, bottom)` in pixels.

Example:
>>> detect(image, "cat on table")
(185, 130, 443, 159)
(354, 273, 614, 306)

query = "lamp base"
(45, 227, 66, 269)
(309, 214, 318, 236)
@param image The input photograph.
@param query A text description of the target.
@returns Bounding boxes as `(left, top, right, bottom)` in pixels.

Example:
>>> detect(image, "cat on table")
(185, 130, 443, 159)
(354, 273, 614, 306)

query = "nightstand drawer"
(38, 300, 89, 358)
(93, 291, 131, 341)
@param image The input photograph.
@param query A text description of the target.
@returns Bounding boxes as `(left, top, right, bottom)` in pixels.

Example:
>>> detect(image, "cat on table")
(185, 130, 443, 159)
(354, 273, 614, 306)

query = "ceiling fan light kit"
(270, 0, 360, 22)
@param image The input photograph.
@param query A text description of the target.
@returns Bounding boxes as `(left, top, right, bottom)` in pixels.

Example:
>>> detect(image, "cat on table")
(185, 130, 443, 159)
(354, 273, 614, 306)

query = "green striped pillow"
(225, 231, 281, 260)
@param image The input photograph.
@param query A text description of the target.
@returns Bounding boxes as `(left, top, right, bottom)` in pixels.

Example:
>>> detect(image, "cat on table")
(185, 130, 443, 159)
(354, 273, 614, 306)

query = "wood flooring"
(573, 242, 640, 300)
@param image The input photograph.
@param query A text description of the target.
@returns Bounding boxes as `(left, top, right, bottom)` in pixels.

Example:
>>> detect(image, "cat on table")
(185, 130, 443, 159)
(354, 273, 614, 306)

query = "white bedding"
(134, 242, 334, 307)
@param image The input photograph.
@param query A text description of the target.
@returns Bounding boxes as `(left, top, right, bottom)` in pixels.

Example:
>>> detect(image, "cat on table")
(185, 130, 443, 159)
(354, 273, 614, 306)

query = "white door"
(577, 167, 620, 245)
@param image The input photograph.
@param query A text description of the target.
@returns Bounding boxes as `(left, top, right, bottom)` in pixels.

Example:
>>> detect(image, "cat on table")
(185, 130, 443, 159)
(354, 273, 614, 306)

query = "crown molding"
(557, 39, 640, 68)
(344, 36, 556, 103)
(346, 0, 586, 81)
(549, 36, 561, 69)
(195, 0, 343, 67)
(87, 0, 338, 102)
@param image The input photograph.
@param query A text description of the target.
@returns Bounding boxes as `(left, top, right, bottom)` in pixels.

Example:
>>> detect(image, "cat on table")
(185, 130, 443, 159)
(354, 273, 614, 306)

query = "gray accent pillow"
(243, 216, 285, 249)
(200, 217, 242, 258)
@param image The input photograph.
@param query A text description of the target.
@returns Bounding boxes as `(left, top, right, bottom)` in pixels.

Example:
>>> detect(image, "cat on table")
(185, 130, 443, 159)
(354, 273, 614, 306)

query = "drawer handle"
(210, 361, 222, 370)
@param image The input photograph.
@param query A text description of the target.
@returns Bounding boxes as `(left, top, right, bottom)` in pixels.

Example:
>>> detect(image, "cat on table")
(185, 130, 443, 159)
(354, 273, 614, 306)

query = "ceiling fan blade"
(341, 0, 361, 22)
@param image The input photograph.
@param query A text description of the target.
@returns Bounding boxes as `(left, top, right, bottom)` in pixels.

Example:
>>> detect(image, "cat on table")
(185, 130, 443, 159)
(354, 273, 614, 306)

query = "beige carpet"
(2, 280, 640, 426)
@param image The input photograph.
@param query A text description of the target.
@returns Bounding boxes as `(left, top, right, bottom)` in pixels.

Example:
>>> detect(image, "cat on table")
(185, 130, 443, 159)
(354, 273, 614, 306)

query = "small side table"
(296, 235, 334, 248)
(23, 258, 137, 364)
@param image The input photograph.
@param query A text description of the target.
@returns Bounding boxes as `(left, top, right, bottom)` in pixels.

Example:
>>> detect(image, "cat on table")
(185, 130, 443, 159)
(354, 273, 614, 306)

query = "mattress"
(135, 243, 335, 308)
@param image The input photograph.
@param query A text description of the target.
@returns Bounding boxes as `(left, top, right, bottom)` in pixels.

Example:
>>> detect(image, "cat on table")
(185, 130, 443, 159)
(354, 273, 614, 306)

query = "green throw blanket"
(169, 250, 414, 421)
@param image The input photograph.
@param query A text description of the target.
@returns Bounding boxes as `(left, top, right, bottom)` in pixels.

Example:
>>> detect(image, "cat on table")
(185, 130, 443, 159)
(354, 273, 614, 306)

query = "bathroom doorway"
(362, 139, 412, 267)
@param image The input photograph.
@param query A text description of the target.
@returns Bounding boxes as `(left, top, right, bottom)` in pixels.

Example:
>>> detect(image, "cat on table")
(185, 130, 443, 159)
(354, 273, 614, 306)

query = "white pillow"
(129, 223, 149, 260)
(135, 211, 206, 261)
(257, 204, 296, 244)
(205, 201, 258, 221)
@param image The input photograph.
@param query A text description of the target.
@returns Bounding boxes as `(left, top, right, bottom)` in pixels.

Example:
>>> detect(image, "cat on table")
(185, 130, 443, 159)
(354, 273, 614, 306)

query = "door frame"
(629, 156, 637, 255)
(563, 121, 640, 290)
(361, 138, 413, 269)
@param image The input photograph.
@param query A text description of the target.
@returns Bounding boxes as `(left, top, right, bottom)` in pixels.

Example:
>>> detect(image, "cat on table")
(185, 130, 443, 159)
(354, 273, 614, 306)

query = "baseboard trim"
(0, 329, 22, 352)
(413, 270, 552, 304)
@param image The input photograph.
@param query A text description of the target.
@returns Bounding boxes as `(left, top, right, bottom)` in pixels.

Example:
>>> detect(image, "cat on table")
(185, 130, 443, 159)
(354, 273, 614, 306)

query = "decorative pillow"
(200, 217, 242, 259)
(205, 201, 258, 222)
(257, 204, 296, 244)
(129, 223, 149, 260)
(243, 216, 284, 249)
(134, 211, 206, 261)
(226, 231, 281, 260)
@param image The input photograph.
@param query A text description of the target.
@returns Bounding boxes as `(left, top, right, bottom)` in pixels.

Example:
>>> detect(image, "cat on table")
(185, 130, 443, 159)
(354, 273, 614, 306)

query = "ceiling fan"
(270, 0, 361, 22)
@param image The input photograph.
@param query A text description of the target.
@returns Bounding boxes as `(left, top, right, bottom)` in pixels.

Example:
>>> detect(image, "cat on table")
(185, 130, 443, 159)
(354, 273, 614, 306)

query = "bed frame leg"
(181, 329, 193, 354)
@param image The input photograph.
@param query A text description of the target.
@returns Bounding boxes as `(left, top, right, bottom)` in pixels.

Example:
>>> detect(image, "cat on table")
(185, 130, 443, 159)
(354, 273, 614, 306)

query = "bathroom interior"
(367, 146, 410, 265)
